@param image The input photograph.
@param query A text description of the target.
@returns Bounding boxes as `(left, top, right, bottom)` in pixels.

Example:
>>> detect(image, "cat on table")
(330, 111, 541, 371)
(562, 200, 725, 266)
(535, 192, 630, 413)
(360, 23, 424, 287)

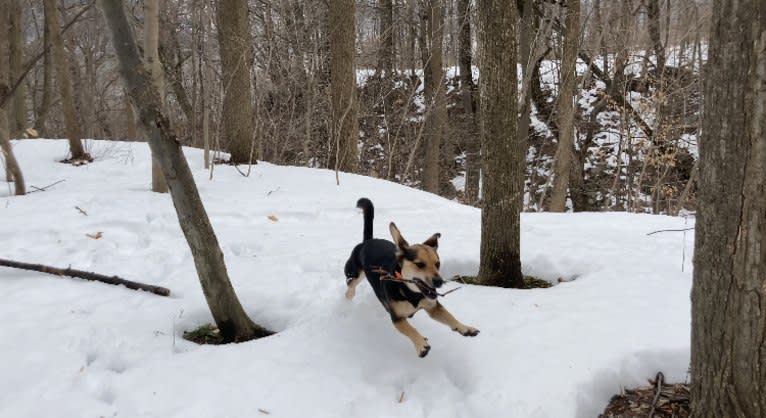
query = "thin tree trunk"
(549, 0, 579, 212)
(0, 6, 25, 195)
(144, 0, 168, 193)
(477, 0, 523, 288)
(44, 0, 89, 161)
(99, 0, 272, 343)
(35, 20, 52, 137)
(328, 0, 358, 173)
(691, 0, 766, 415)
(423, 0, 446, 194)
(459, 0, 479, 204)
(378, 0, 394, 77)
(9, 0, 26, 136)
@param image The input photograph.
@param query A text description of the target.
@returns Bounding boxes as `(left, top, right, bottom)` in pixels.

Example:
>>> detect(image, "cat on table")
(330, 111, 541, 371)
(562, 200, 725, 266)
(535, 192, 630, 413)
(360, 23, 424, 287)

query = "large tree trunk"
(216, 0, 256, 164)
(459, 0, 479, 204)
(44, 0, 89, 161)
(9, 0, 26, 136)
(328, 0, 358, 173)
(378, 0, 394, 78)
(549, 0, 579, 212)
(422, 0, 446, 194)
(99, 0, 272, 343)
(476, 0, 523, 288)
(691, 0, 766, 415)
(144, 0, 168, 193)
(0, 2, 25, 195)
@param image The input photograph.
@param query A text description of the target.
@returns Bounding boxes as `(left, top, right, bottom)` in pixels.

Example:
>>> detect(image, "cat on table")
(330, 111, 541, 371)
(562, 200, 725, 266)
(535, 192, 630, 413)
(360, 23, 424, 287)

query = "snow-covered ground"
(1, 140, 692, 418)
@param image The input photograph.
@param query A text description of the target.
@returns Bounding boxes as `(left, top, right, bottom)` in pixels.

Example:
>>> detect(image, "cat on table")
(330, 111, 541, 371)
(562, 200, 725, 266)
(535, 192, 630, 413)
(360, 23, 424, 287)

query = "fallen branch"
(648, 371, 665, 417)
(0, 258, 170, 296)
(646, 227, 695, 236)
(28, 179, 66, 193)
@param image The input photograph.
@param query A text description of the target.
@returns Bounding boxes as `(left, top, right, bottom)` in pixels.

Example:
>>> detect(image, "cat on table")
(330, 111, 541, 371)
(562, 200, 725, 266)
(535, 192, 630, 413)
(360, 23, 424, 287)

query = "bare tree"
(99, 0, 272, 343)
(328, 0, 358, 173)
(691, 0, 766, 414)
(549, 0, 580, 212)
(8, 0, 25, 136)
(0, 0, 25, 195)
(458, 0, 479, 204)
(422, 0, 447, 193)
(44, 0, 90, 162)
(145, 0, 168, 193)
(217, 0, 257, 164)
(476, 0, 524, 288)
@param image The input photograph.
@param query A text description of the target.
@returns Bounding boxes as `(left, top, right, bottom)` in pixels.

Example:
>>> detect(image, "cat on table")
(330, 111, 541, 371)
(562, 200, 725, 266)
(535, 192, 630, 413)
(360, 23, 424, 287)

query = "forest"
(0, 0, 764, 417)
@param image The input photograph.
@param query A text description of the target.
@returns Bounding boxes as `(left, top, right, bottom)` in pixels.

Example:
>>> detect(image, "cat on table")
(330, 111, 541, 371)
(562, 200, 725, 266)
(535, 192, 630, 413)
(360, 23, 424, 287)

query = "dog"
(344, 198, 479, 357)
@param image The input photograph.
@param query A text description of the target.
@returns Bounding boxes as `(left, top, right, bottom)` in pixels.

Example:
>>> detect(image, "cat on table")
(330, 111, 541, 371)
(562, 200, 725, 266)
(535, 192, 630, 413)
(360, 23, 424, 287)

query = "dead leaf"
(258, 409, 270, 415)
(86, 232, 103, 240)
(267, 215, 279, 222)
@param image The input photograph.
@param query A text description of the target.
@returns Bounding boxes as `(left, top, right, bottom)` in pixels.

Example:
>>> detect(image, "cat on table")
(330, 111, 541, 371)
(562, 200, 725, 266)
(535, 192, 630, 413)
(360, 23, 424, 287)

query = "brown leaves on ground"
(600, 377, 690, 417)
(86, 231, 103, 239)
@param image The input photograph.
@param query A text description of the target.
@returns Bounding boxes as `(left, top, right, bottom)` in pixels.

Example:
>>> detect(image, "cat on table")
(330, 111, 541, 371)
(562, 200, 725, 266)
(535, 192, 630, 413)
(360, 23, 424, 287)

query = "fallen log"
(0, 258, 170, 296)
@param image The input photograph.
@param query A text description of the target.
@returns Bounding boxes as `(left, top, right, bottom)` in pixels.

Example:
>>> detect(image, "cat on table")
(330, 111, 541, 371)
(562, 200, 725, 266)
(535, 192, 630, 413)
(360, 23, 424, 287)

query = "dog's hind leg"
(425, 302, 480, 337)
(345, 272, 365, 300)
(392, 318, 431, 357)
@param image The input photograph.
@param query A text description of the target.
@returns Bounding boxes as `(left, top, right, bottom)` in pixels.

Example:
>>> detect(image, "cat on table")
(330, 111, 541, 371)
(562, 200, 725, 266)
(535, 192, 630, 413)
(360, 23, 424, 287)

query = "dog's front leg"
(392, 318, 431, 357)
(425, 302, 480, 337)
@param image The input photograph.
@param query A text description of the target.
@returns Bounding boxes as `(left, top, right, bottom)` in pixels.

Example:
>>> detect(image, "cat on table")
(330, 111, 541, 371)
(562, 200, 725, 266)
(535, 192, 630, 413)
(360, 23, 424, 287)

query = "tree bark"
(99, 0, 272, 342)
(549, 0, 580, 212)
(328, 0, 358, 173)
(691, 0, 766, 415)
(216, 0, 257, 164)
(378, 0, 394, 78)
(459, 0, 479, 204)
(34, 10, 53, 137)
(9, 0, 26, 136)
(144, 0, 168, 193)
(477, 0, 524, 288)
(423, 0, 446, 194)
(44, 0, 89, 161)
(0, 2, 25, 195)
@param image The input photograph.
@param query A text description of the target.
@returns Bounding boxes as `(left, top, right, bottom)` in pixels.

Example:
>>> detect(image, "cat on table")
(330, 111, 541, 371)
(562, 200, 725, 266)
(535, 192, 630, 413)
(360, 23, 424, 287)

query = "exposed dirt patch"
(600, 373, 690, 417)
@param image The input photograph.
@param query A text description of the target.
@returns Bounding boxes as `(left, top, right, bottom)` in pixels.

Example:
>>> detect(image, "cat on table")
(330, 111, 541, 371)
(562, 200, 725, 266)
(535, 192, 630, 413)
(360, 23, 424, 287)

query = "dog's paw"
(418, 344, 431, 358)
(454, 326, 480, 337)
(344, 287, 356, 300)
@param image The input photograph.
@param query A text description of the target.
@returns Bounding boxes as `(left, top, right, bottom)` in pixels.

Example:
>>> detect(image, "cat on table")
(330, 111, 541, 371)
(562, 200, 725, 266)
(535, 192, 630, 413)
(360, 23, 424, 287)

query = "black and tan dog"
(344, 198, 479, 357)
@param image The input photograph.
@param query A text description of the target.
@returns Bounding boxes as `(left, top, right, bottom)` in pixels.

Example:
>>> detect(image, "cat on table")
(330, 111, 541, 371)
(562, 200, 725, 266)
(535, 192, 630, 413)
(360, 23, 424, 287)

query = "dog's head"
(389, 222, 443, 299)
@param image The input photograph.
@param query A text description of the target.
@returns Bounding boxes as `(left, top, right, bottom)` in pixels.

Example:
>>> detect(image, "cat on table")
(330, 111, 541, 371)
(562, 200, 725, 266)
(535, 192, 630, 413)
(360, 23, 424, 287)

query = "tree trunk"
(216, 0, 257, 164)
(378, 0, 394, 78)
(44, 0, 89, 161)
(423, 0, 446, 194)
(144, 0, 168, 193)
(549, 0, 579, 212)
(124, 92, 137, 141)
(459, 0, 479, 204)
(0, 4, 25, 195)
(99, 0, 272, 343)
(35, 20, 53, 137)
(476, 0, 523, 288)
(691, 0, 766, 415)
(328, 0, 358, 173)
(9, 0, 26, 136)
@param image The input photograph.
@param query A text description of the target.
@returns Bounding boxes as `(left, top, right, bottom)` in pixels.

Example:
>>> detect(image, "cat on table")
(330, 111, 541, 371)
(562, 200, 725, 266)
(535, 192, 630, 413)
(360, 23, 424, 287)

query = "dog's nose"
(433, 276, 444, 288)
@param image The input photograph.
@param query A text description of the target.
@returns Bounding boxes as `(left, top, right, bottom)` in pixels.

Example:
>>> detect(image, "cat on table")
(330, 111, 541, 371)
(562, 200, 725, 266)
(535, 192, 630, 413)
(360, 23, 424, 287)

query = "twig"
(28, 179, 66, 193)
(0, 258, 170, 296)
(372, 267, 462, 297)
(646, 227, 694, 236)
(398, 391, 405, 403)
(648, 371, 665, 418)
(74, 206, 88, 216)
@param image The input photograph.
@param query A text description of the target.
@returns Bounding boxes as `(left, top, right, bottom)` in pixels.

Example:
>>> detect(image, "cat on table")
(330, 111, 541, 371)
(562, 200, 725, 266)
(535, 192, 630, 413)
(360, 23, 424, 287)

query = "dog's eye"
(435, 262, 441, 269)
(415, 262, 426, 269)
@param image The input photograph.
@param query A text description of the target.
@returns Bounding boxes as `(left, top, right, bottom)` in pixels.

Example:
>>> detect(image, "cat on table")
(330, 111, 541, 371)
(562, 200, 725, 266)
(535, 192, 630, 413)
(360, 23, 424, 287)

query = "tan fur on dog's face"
(389, 223, 443, 295)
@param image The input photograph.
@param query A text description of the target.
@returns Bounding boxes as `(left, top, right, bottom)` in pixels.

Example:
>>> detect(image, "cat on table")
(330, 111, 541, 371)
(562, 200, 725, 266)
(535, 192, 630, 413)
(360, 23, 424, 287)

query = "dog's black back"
(344, 199, 425, 317)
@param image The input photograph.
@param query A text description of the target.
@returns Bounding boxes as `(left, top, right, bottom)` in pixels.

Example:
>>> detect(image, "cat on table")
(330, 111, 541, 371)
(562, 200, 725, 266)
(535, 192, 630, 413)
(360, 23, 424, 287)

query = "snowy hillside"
(1, 140, 692, 418)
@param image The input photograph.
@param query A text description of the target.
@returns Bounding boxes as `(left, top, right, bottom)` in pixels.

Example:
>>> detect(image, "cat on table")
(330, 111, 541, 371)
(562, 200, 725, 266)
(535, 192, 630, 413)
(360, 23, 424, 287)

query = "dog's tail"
(356, 198, 374, 241)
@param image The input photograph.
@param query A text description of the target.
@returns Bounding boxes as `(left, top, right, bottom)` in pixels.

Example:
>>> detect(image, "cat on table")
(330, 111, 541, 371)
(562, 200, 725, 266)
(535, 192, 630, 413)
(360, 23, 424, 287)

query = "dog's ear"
(423, 233, 441, 249)
(389, 222, 409, 251)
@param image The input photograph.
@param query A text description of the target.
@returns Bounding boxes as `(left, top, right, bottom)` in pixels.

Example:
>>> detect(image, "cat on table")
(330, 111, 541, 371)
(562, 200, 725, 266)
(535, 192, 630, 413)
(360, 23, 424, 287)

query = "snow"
(1, 139, 692, 418)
